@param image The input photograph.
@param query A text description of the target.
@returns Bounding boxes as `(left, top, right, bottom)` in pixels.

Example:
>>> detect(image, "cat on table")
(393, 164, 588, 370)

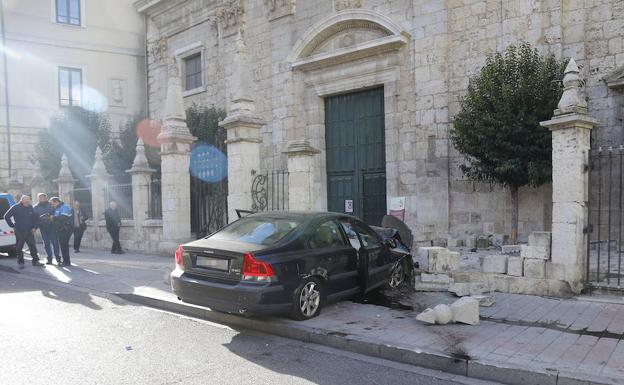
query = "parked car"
(0, 193, 16, 258)
(171, 211, 412, 320)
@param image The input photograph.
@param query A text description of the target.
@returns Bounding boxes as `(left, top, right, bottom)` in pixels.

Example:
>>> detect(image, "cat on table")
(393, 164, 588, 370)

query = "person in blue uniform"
(50, 197, 73, 266)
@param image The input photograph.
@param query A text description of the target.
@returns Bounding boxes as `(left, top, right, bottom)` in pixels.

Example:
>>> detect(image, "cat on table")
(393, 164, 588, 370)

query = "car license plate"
(196, 256, 229, 271)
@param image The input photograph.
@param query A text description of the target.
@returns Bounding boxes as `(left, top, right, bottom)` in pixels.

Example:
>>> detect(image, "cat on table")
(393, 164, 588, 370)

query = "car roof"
(246, 211, 358, 222)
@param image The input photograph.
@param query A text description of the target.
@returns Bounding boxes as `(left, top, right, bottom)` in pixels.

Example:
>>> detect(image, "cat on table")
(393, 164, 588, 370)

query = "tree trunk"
(510, 185, 519, 245)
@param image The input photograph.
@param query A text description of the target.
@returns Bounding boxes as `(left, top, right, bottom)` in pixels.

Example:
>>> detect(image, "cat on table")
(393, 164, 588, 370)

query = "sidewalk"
(1, 248, 623, 385)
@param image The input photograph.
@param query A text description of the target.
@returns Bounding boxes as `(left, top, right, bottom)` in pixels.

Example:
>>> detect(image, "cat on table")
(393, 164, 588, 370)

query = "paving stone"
(560, 335, 599, 368)
(482, 254, 507, 274)
(579, 337, 619, 372)
(523, 259, 546, 279)
(448, 282, 486, 297)
(569, 303, 603, 331)
(603, 340, 624, 376)
(507, 256, 524, 276)
(606, 306, 624, 335)
(513, 329, 561, 362)
(537, 332, 580, 364)
(450, 297, 479, 325)
(492, 326, 546, 358)
(587, 304, 619, 333)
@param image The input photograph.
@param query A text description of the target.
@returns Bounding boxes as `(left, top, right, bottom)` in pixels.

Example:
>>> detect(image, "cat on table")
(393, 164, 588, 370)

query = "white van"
(0, 193, 17, 257)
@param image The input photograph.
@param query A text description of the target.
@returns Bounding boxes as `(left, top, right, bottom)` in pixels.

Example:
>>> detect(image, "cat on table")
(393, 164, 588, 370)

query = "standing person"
(4, 195, 43, 267)
(34, 193, 60, 265)
(50, 197, 73, 266)
(71, 201, 88, 253)
(104, 201, 124, 254)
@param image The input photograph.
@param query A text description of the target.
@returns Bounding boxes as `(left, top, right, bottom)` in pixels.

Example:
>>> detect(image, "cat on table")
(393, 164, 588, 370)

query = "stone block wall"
(80, 220, 165, 255)
(140, 0, 624, 244)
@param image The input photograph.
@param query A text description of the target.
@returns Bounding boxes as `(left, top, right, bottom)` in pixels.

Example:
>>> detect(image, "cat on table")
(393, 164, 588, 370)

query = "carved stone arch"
(288, 9, 409, 71)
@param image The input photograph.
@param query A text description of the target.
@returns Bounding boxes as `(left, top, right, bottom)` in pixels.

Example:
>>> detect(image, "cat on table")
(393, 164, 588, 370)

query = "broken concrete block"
(448, 282, 486, 297)
(501, 245, 521, 255)
(521, 245, 549, 260)
(433, 304, 453, 325)
(417, 247, 458, 273)
(482, 254, 507, 274)
(451, 297, 480, 325)
(507, 256, 524, 277)
(528, 231, 551, 249)
(421, 273, 452, 284)
(524, 258, 546, 279)
(416, 308, 436, 324)
(470, 294, 495, 307)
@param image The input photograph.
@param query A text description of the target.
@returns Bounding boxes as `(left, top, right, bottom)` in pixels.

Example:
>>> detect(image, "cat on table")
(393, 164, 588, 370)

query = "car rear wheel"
(291, 277, 323, 321)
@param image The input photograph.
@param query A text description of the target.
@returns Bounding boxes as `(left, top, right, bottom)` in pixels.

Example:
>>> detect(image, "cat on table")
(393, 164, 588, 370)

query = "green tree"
(185, 104, 227, 149)
(451, 43, 566, 243)
(37, 107, 113, 188)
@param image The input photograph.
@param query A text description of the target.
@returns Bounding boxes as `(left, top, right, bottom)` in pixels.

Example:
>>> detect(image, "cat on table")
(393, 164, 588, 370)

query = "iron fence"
(191, 176, 227, 238)
(587, 145, 624, 289)
(148, 177, 162, 219)
(70, 186, 92, 218)
(104, 182, 133, 220)
(251, 170, 289, 211)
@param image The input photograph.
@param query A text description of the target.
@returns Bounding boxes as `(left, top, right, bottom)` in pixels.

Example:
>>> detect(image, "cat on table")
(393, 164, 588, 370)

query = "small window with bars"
(184, 53, 202, 91)
(56, 0, 81, 26)
(58, 67, 82, 107)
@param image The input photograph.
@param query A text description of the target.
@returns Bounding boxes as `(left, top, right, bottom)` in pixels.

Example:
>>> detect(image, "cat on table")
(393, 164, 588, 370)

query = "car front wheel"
(291, 277, 323, 321)
(387, 261, 406, 289)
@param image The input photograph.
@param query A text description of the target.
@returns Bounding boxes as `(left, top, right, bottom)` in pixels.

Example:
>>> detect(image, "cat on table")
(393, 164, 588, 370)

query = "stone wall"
(79, 220, 165, 255)
(139, 0, 624, 244)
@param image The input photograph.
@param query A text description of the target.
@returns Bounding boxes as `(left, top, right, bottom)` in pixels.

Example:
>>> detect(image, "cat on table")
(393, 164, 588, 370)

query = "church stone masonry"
(135, 0, 624, 245)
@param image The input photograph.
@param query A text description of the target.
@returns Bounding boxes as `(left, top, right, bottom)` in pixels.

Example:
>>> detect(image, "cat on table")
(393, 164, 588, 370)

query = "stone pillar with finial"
(157, 58, 195, 253)
(219, 27, 265, 221)
(127, 138, 155, 246)
(56, 154, 75, 204)
(540, 58, 599, 293)
(87, 146, 111, 244)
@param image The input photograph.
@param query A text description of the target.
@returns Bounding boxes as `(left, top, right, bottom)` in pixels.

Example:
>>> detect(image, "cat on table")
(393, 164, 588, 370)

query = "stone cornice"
(283, 139, 321, 156)
(540, 113, 599, 131)
(604, 66, 624, 89)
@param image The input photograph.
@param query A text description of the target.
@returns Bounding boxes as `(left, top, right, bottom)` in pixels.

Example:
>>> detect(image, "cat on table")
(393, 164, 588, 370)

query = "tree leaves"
(451, 42, 566, 189)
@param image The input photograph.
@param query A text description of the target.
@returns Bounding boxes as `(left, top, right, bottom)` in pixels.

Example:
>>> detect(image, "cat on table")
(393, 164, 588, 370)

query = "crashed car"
(171, 211, 413, 320)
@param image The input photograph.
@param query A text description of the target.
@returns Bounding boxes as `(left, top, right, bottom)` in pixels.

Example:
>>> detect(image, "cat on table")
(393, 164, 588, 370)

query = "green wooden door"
(325, 88, 386, 225)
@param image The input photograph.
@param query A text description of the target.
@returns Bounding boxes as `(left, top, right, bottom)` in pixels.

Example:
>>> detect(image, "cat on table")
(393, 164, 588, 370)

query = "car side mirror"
(384, 239, 397, 249)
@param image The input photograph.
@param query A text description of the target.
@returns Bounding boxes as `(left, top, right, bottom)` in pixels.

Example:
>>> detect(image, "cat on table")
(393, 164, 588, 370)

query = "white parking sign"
(344, 199, 353, 213)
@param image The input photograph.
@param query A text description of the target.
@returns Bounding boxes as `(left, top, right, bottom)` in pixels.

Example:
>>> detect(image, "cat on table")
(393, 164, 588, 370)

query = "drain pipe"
(0, 0, 12, 181)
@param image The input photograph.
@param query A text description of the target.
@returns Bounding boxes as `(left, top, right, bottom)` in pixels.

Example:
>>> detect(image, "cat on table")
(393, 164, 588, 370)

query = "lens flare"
(189, 144, 227, 182)
(136, 119, 162, 148)
(81, 86, 108, 113)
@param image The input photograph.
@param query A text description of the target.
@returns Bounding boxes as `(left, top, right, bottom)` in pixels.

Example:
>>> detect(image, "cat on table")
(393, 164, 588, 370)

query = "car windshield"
(210, 216, 302, 246)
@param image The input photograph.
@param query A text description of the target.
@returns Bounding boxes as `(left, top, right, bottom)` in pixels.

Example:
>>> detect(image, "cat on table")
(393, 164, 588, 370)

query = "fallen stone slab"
(451, 297, 480, 325)
(421, 273, 452, 284)
(507, 256, 524, 277)
(433, 304, 453, 324)
(415, 308, 436, 324)
(482, 254, 507, 274)
(448, 282, 486, 297)
(469, 294, 495, 307)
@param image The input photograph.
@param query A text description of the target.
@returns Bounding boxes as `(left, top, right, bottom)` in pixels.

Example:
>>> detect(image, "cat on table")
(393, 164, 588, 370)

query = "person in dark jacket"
(34, 193, 60, 265)
(71, 200, 88, 253)
(4, 195, 43, 267)
(104, 201, 124, 254)
(50, 197, 73, 266)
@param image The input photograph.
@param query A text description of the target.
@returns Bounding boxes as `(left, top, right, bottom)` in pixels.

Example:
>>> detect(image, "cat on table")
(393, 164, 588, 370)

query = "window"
(183, 53, 202, 91)
(340, 221, 362, 251)
(340, 220, 380, 250)
(58, 67, 82, 107)
(210, 216, 302, 246)
(0, 198, 10, 218)
(56, 0, 81, 26)
(309, 221, 346, 249)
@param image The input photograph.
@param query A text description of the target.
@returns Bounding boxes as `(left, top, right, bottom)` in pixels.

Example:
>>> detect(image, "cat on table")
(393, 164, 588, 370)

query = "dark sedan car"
(171, 211, 410, 320)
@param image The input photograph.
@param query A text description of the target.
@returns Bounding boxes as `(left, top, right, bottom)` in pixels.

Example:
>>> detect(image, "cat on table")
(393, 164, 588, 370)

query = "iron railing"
(104, 182, 133, 220)
(587, 145, 624, 289)
(148, 177, 162, 219)
(70, 186, 92, 218)
(251, 170, 289, 212)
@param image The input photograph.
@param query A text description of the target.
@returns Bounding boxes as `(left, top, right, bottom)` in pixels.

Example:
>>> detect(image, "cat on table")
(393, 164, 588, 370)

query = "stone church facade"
(135, 0, 624, 245)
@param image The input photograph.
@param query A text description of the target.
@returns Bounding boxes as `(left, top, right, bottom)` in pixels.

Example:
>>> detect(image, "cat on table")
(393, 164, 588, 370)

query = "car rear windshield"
(0, 198, 10, 217)
(210, 216, 302, 246)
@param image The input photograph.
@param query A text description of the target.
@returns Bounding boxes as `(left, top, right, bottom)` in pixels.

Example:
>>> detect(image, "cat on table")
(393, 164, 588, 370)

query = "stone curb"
(117, 292, 620, 385)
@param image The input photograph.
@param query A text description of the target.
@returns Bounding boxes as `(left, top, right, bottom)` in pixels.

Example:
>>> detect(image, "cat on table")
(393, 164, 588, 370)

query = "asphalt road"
(0, 271, 499, 385)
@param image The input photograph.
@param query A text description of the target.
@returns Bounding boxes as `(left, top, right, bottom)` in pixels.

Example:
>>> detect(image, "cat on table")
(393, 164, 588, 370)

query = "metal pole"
(619, 146, 623, 287)
(607, 147, 613, 285)
(597, 147, 603, 284)
(587, 149, 592, 284)
(0, 0, 12, 180)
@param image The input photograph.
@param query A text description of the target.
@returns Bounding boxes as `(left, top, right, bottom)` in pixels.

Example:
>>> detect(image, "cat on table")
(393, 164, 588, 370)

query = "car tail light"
(174, 245, 185, 270)
(242, 253, 275, 282)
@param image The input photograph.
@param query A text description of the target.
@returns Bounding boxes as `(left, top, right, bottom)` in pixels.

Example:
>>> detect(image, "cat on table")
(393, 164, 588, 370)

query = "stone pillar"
(284, 139, 320, 211)
(87, 146, 111, 243)
(127, 138, 155, 245)
(157, 60, 195, 253)
(56, 154, 75, 203)
(30, 161, 47, 200)
(219, 29, 265, 221)
(540, 58, 599, 293)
